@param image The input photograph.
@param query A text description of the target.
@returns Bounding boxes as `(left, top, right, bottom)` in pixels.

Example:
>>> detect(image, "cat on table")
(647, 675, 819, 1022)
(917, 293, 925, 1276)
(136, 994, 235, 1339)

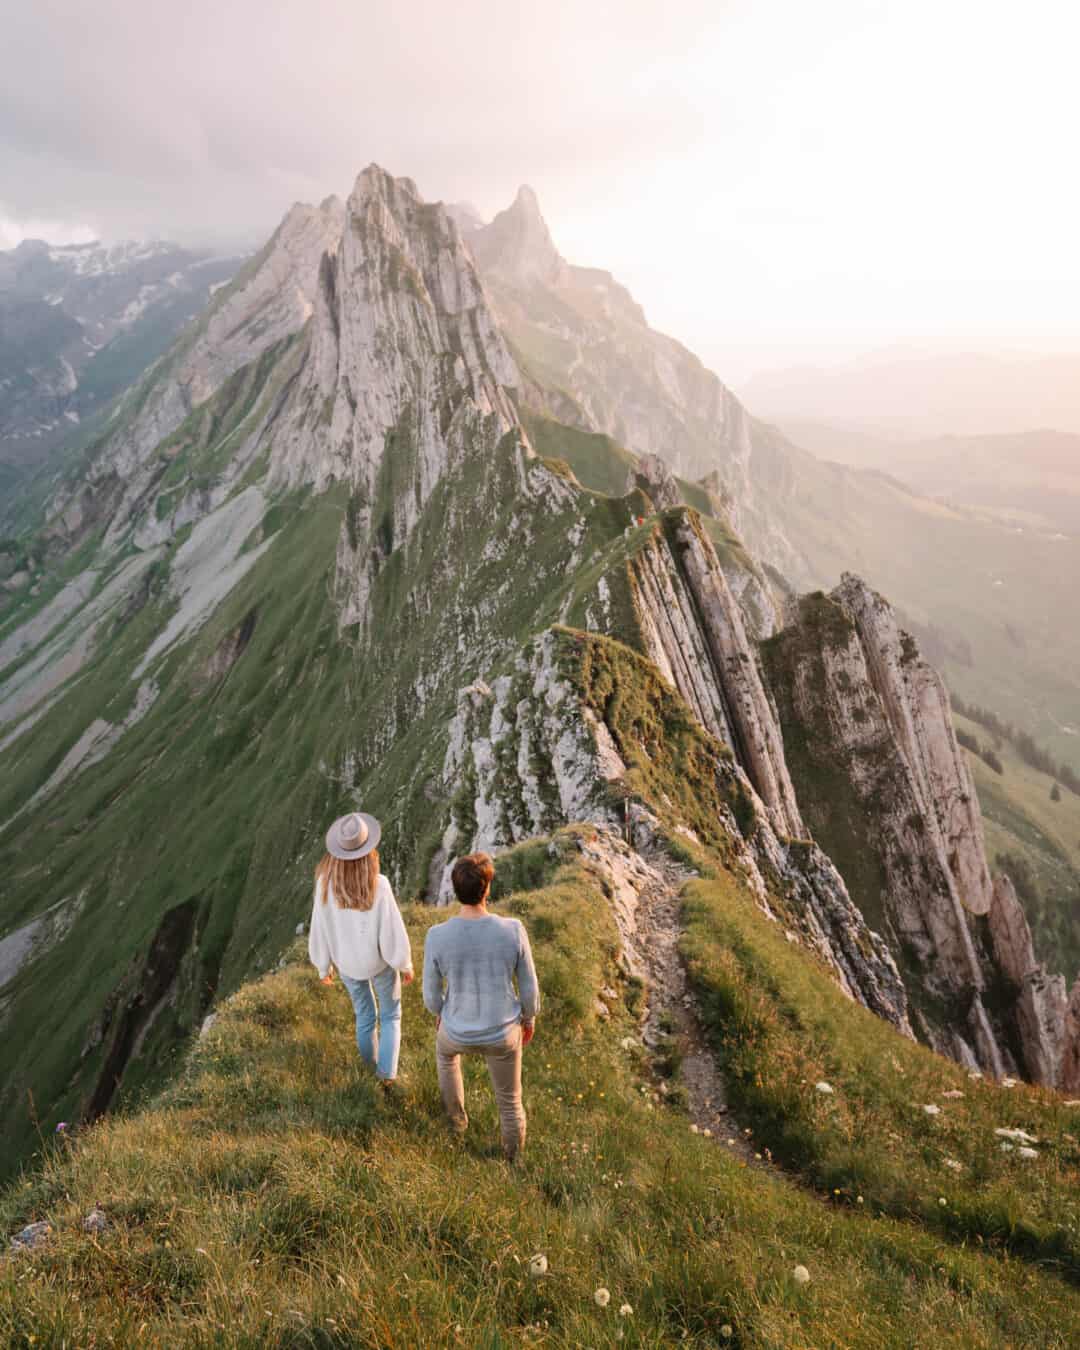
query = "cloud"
(3, 0, 1078, 376)
(0, 207, 96, 251)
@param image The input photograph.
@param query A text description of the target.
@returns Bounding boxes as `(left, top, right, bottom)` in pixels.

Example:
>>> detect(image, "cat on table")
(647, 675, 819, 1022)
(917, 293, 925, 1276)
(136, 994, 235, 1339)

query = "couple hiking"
(307, 810, 540, 1160)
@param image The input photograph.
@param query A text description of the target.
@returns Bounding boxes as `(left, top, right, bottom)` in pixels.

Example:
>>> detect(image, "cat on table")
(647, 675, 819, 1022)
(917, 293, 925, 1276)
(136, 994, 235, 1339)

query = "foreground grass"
(683, 869, 1080, 1281)
(4, 837, 1080, 1347)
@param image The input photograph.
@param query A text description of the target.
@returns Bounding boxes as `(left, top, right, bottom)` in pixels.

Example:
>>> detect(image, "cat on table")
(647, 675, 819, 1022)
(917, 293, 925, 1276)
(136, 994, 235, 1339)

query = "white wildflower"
(923, 1104, 941, 1116)
(720, 1327, 733, 1340)
(1018, 1146, 1038, 1159)
(619, 1304, 633, 1317)
(968, 1070, 983, 1081)
(938, 1197, 948, 1206)
(944, 1159, 962, 1172)
(994, 1127, 1038, 1145)
(594, 1288, 611, 1307)
(942, 1090, 965, 1099)
(793, 1264, 811, 1286)
(814, 1081, 834, 1095)
(1001, 1076, 1018, 1088)
(689, 1124, 700, 1134)
(528, 1254, 548, 1278)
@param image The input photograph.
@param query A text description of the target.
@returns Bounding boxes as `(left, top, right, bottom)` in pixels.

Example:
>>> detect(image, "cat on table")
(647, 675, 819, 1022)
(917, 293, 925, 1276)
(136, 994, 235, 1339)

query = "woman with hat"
(308, 811, 414, 1086)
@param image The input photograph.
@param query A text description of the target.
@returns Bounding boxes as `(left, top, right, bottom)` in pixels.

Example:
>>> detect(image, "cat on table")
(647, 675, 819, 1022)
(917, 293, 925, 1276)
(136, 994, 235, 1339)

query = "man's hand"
(521, 1020, 535, 1046)
(320, 970, 335, 986)
(401, 969, 415, 985)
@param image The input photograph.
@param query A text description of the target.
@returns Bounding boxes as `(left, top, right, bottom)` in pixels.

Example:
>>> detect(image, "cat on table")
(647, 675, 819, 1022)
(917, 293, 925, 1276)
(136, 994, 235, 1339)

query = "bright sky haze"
(3, 0, 1078, 382)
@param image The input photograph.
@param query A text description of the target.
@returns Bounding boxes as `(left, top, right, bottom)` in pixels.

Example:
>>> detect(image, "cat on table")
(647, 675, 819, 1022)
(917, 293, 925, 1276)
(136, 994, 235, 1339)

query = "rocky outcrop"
(833, 574, 993, 917)
(610, 508, 802, 840)
(437, 627, 911, 1036)
(762, 574, 1076, 1084)
(667, 513, 803, 838)
(634, 452, 682, 509)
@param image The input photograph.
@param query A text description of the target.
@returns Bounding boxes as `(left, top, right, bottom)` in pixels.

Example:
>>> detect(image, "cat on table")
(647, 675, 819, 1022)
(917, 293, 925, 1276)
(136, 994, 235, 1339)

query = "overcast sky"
(3, 0, 1078, 382)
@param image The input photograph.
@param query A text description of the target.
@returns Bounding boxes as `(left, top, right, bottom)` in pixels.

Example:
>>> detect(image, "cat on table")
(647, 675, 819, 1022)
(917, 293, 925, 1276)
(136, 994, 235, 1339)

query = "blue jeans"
(339, 967, 402, 1080)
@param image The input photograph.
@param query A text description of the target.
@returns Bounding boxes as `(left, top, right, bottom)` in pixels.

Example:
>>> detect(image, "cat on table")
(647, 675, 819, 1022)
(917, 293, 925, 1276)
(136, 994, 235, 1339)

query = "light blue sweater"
(422, 913, 540, 1045)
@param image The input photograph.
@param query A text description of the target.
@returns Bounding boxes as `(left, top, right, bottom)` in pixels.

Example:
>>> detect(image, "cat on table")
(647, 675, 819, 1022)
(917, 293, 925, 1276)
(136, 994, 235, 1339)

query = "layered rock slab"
(762, 574, 1078, 1083)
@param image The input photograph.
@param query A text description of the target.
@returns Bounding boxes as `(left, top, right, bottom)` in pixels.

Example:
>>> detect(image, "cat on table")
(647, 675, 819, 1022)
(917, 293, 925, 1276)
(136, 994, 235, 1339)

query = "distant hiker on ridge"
(309, 811, 413, 1088)
(422, 853, 540, 1161)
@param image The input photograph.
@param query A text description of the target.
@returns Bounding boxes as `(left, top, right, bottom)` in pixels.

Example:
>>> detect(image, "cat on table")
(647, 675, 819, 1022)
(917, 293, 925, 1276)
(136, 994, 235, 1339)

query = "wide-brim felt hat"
(325, 811, 381, 860)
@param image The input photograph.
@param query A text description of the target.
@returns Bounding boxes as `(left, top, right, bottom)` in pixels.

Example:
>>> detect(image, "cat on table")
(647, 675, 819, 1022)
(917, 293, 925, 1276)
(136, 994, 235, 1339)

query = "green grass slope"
(4, 833, 1080, 1347)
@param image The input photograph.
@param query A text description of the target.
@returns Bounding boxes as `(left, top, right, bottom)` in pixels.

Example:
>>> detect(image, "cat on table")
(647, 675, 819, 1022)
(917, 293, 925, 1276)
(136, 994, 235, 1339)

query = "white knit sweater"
(307, 874, 413, 981)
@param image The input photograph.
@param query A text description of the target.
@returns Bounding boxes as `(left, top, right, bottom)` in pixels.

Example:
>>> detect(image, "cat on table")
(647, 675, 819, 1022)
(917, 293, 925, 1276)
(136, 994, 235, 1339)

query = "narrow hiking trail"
(576, 828, 768, 1170)
(633, 851, 766, 1169)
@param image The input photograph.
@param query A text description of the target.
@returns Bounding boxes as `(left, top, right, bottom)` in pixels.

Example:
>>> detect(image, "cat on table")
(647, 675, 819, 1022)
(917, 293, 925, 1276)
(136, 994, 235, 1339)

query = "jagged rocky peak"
(467, 183, 568, 286)
(270, 164, 521, 498)
(761, 572, 1080, 1085)
(265, 166, 528, 625)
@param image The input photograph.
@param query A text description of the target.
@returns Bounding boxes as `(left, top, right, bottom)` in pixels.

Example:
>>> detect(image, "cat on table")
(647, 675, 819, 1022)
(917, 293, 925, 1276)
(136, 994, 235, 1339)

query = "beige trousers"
(436, 1024, 526, 1159)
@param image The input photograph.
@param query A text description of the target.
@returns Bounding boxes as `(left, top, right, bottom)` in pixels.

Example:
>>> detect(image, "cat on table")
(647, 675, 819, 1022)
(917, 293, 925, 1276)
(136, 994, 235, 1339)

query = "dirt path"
(632, 851, 765, 1168)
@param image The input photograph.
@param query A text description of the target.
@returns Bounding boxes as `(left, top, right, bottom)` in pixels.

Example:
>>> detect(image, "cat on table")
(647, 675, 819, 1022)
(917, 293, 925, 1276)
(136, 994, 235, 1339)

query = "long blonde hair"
(316, 850, 380, 911)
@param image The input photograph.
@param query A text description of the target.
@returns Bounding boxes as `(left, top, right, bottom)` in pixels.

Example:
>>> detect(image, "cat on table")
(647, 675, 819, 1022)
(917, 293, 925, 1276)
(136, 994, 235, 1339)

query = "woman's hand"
(320, 970, 335, 986)
(521, 1020, 535, 1046)
(401, 968, 415, 985)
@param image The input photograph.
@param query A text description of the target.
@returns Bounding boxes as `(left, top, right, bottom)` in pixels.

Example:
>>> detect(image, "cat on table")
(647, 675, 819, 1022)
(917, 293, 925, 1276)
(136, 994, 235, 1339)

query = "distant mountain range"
(0, 237, 241, 509)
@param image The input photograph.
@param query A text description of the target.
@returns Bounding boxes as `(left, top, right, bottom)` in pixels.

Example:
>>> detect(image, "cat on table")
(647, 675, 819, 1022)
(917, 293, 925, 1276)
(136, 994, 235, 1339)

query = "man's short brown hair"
(451, 852, 495, 905)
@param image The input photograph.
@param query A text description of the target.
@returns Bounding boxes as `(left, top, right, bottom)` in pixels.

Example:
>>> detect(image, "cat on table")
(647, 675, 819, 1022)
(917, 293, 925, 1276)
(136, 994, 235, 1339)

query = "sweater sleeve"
(308, 882, 330, 978)
(516, 921, 541, 1021)
(377, 879, 413, 972)
(422, 932, 444, 1016)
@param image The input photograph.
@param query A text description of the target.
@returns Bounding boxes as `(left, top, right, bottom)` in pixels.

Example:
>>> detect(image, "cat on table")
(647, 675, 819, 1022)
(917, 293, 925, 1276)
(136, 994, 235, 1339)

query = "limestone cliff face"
(762, 573, 1079, 1085)
(270, 167, 519, 493)
(437, 628, 912, 1037)
(613, 509, 802, 840)
(831, 574, 994, 918)
(263, 167, 522, 629)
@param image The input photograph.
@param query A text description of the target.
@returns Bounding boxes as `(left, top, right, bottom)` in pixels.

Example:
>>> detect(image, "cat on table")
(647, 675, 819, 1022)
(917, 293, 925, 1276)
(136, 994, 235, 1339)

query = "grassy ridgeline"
(3, 835, 1080, 1347)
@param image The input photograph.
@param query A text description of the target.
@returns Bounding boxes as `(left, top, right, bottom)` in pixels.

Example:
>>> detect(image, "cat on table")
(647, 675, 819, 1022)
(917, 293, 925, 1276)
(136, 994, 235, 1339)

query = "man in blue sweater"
(422, 852, 540, 1161)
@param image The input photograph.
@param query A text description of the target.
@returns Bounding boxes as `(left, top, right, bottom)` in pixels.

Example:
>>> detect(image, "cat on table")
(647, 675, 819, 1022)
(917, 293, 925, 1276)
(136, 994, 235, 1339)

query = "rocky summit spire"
(468, 184, 567, 286)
